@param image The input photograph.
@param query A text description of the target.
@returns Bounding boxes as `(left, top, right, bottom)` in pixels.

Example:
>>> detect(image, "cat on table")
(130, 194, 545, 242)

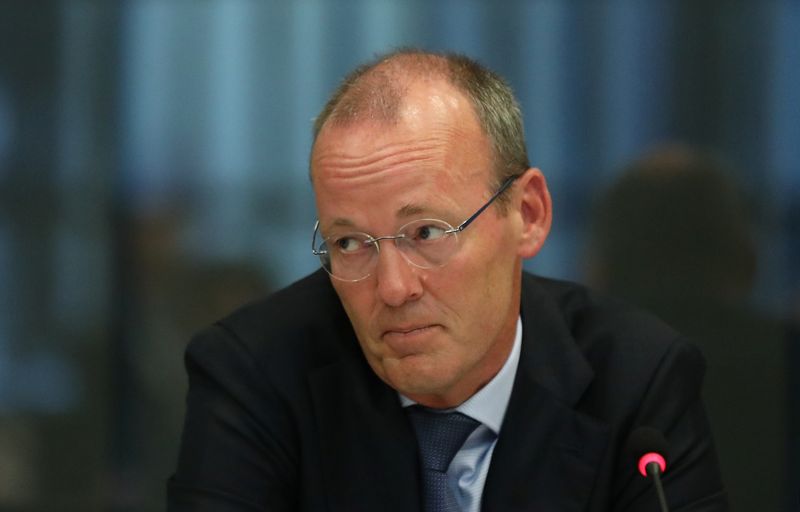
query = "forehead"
(311, 135, 492, 233)
(315, 81, 491, 184)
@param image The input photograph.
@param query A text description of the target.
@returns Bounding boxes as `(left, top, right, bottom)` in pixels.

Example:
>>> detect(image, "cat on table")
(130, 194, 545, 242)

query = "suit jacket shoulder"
(170, 270, 420, 511)
(216, 269, 360, 383)
(525, 273, 705, 413)
(481, 273, 726, 511)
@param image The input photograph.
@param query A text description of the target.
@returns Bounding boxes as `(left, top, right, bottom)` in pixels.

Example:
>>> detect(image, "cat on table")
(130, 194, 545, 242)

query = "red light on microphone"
(638, 451, 667, 477)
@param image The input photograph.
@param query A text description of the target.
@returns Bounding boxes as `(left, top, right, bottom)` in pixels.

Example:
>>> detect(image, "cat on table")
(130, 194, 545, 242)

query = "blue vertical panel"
(289, 0, 326, 187)
(198, 0, 256, 259)
(769, 1, 800, 195)
(249, 1, 295, 195)
(516, 1, 582, 279)
(253, 0, 317, 285)
(280, 0, 330, 284)
(767, 0, 800, 306)
(53, 2, 111, 330)
(515, 1, 565, 173)
(55, 2, 95, 186)
(0, 225, 9, 412)
(119, 0, 179, 211)
(768, 3, 800, 504)
(407, 0, 452, 50)
(0, 233, 77, 415)
(598, 0, 675, 178)
(714, 3, 771, 191)
(0, 82, 8, 342)
(165, 2, 214, 188)
(316, 0, 367, 88)
(361, 0, 416, 52)
(0, 86, 9, 407)
(0, 78, 15, 360)
(434, 0, 487, 56)
(206, 1, 252, 179)
(166, 3, 218, 257)
(0, 83, 10, 172)
(478, 2, 527, 90)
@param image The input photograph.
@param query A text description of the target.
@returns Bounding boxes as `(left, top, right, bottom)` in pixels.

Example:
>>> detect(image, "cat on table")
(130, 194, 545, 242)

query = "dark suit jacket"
(168, 270, 728, 511)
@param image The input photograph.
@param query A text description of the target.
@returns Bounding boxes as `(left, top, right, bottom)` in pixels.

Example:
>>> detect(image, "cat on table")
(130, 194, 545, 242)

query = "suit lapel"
(482, 275, 611, 511)
(309, 329, 421, 512)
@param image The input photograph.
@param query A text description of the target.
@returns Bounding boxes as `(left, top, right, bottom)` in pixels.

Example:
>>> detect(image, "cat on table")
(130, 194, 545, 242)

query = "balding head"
(312, 49, 530, 200)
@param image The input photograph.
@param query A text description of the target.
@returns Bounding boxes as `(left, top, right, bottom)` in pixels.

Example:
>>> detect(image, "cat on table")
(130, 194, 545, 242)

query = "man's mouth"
(380, 323, 443, 342)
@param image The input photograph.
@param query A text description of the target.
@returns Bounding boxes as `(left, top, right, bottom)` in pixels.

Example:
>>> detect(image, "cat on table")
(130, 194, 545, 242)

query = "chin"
(384, 357, 458, 397)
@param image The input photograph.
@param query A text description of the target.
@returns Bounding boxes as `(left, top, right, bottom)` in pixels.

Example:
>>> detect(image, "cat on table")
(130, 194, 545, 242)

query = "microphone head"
(625, 426, 669, 477)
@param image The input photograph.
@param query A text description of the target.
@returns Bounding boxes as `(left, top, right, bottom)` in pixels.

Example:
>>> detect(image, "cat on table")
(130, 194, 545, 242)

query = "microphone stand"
(646, 462, 670, 512)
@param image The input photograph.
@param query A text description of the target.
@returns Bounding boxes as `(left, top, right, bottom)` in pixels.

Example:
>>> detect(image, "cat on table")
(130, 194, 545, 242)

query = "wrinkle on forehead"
(313, 139, 445, 183)
(313, 123, 480, 187)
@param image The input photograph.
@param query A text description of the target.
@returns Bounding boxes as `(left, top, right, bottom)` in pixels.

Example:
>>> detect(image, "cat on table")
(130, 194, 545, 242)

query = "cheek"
(332, 283, 373, 333)
(433, 263, 498, 335)
(448, 236, 517, 324)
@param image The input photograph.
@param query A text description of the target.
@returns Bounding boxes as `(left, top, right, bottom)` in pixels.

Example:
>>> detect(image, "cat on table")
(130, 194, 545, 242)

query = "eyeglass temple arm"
(311, 220, 327, 255)
(451, 174, 520, 233)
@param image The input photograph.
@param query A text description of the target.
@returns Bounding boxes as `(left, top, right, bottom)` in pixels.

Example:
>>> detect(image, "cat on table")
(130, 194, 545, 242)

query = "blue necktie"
(406, 406, 480, 512)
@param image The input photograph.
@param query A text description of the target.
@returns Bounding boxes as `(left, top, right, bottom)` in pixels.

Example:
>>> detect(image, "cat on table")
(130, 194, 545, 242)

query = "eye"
(412, 223, 447, 241)
(334, 236, 365, 254)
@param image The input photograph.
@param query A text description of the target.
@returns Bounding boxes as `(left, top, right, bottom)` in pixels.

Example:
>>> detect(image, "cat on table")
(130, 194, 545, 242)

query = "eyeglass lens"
(319, 219, 458, 281)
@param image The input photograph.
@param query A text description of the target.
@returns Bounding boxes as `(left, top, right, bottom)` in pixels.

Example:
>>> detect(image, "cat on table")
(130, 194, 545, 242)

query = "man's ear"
(515, 168, 552, 259)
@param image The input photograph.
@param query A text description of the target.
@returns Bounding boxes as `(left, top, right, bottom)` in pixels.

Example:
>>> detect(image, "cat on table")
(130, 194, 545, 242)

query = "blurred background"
(0, 0, 797, 510)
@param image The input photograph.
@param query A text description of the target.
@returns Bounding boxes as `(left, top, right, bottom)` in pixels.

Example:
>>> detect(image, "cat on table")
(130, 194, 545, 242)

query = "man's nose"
(374, 242, 423, 307)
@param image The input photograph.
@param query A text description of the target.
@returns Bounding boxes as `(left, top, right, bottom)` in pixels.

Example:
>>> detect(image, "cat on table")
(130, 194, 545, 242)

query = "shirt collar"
(399, 316, 523, 435)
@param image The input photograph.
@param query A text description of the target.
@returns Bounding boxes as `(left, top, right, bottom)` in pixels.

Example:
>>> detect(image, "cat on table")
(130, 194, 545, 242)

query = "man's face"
(311, 80, 526, 408)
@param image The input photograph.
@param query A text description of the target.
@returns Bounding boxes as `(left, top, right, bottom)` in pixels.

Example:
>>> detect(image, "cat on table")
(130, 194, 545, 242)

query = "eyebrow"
(328, 218, 356, 229)
(396, 203, 427, 218)
(324, 202, 442, 233)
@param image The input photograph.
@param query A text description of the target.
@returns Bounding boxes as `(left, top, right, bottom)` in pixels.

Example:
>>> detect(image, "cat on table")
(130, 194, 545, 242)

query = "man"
(168, 50, 728, 511)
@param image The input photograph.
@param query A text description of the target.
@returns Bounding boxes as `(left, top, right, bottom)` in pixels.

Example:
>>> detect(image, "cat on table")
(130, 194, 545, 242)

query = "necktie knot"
(406, 406, 480, 472)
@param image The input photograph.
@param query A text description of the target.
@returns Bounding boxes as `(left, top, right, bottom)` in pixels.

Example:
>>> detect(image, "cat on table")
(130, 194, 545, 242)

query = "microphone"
(626, 426, 670, 512)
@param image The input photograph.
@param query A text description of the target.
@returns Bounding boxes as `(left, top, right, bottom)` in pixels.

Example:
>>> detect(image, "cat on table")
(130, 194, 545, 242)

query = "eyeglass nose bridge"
(366, 233, 432, 274)
(370, 231, 455, 274)
(365, 232, 407, 250)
